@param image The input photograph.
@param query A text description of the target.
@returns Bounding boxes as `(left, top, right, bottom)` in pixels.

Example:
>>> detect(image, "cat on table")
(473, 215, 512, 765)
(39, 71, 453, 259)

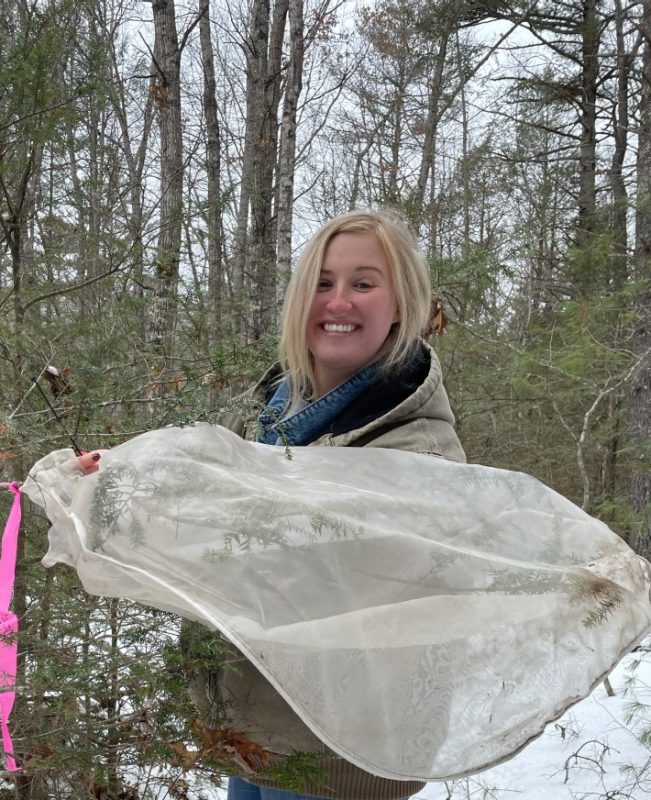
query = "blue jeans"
(227, 776, 318, 800)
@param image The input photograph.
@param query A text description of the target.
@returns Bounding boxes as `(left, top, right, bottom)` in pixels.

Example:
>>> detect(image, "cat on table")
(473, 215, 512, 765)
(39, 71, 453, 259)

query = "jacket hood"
(253, 340, 465, 462)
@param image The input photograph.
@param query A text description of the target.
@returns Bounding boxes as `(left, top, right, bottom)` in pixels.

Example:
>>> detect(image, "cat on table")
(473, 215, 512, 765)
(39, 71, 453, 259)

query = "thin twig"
(7, 364, 49, 420)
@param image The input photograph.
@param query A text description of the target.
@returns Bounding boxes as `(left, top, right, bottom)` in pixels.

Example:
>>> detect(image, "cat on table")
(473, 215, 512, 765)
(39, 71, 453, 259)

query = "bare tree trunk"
(412, 33, 448, 228)
(609, 0, 631, 290)
(199, 0, 223, 345)
(67, 99, 103, 311)
(631, 0, 651, 558)
(599, 394, 620, 500)
(456, 33, 471, 257)
(233, 0, 277, 338)
(386, 61, 405, 206)
(111, 75, 155, 341)
(575, 0, 599, 261)
(103, 0, 156, 309)
(232, 104, 254, 334)
(149, 0, 184, 361)
(233, 0, 289, 339)
(276, 0, 304, 296)
(597, 0, 635, 525)
(249, 0, 288, 340)
(106, 598, 121, 800)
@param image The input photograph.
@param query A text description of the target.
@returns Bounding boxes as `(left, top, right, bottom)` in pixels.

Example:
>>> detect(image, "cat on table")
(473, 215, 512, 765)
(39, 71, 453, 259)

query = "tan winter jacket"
(191, 342, 465, 799)
(230, 341, 465, 461)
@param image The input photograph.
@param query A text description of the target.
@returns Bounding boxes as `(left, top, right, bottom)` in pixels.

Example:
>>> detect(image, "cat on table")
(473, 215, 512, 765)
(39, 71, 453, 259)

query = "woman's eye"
(356, 281, 374, 290)
(317, 280, 331, 291)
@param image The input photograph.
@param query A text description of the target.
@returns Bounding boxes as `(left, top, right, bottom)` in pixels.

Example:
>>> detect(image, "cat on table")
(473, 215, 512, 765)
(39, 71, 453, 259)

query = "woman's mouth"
(322, 323, 358, 333)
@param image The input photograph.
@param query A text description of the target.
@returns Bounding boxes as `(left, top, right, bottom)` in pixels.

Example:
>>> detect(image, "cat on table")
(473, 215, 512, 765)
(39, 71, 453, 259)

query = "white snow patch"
(421, 636, 651, 799)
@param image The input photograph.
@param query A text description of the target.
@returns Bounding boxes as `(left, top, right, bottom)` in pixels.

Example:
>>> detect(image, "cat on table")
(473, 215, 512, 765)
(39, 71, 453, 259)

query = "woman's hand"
(77, 451, 107, 475)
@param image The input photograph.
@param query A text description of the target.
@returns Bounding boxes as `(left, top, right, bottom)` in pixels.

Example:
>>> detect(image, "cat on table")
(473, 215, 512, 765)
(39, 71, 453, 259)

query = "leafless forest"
(0, 0, 650, 797)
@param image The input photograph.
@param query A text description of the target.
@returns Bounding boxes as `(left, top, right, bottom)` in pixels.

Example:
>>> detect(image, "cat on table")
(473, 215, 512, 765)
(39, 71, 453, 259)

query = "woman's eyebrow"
(320, 266, 384, 274)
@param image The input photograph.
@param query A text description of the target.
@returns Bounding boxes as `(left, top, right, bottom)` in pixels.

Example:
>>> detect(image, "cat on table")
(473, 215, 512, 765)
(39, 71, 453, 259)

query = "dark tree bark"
(250, 0, 288, 340)
(609, 0, 635, 290)
(631, 0, 651, 558)
(149, 0, 184, 360)
(232, 0, 289, 340)
(199, 0, 223, 344)
(103, 0, 156, 320)
(276, 0, 304, 294)
(413, 32, 449, 228)
(575, 0, 600, 259)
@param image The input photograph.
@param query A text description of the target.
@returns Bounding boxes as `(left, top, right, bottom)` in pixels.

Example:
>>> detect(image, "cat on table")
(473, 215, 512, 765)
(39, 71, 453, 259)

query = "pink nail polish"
(91, 453, 101, 462)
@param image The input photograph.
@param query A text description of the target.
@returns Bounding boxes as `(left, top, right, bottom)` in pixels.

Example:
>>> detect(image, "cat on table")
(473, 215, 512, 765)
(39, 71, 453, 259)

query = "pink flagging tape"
(0, 482, 21, 772)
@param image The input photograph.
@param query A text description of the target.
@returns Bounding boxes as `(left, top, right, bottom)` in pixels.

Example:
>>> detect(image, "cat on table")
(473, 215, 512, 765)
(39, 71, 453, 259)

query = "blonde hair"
(279, 209, 432, 403)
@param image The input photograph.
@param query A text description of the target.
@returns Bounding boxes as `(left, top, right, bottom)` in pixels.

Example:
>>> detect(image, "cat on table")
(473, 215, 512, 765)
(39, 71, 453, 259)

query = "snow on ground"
(422, 638, 651, 800)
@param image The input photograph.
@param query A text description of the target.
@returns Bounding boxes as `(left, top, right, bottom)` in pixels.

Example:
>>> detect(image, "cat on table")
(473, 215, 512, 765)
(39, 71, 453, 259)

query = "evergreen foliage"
(0, 0, 649, 797)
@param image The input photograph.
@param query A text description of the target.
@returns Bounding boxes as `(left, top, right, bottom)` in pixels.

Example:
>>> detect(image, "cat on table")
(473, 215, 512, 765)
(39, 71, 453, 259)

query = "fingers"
(77, 451, 106, 475)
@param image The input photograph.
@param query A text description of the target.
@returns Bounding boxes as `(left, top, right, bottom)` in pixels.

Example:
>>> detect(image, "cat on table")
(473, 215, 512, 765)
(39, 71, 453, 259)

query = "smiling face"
(306, 231, 398, 397)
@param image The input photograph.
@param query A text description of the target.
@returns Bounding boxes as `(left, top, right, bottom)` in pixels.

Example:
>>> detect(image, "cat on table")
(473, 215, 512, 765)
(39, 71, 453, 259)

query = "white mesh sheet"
(23, 423, 651, 780)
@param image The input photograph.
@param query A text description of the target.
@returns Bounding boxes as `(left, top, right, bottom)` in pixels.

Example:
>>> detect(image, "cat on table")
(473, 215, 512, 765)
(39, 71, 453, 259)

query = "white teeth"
(323, 323, 356, 333)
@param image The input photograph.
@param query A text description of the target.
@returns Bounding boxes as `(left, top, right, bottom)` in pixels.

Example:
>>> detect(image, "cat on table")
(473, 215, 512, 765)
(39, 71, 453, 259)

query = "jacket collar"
(327, 342, 430, 437)
(257, 362, 379, 446)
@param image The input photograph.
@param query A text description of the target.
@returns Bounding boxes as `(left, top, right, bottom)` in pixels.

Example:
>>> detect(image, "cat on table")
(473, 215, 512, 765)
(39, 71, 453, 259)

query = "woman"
(29, 211, 651, 800)
(240, 210, 464, 459)
(79, 210, 465, 800)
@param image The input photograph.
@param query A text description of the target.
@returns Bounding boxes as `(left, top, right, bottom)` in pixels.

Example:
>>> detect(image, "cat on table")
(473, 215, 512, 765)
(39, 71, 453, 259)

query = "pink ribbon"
(0, 482, 21, 772)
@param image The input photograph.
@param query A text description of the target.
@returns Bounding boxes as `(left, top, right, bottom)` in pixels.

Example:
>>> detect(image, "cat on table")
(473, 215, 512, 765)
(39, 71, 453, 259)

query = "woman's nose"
(325, 286, 353, 313)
